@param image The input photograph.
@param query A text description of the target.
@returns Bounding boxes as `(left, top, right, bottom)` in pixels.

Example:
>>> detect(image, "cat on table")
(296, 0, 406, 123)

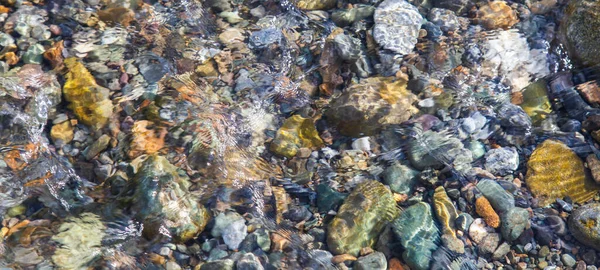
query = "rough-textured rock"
(295, 0, 336, 10)
(427, 8, 460, 32)
(123, 155, 210, 242)
(484, 147, 519, 176)
(526, 139, 599, 207)
(128, 120, 167, 159)
(392, 202, 439, 270)
(476, 196, 500, 228)
(63, 57, 113, 129)
(477, 179, 515, 214)
(355, 252, 387, 270)
(201, 259, 235, 270)
(469, 218, 495, 244)
(501, 207, 530, 241)
(222, 219, 247, 250)
(270, 115, 324, 158)
(433, 186, 458, 236)
(51, 213, 105, 269)
(332, 5, 376, 27)
(407, 129, 472, 170)
(325, 77, 417, 137)
(569, 203, 600, 250)
(476, 1, 519, 30)
(373, 0, 423, 55)
(327, 181, 400, 256)
(236, 253, 264, 270)
(50, 121, 74, 144)
(561, 0, 600, 66)
(381, 163, 419, 194)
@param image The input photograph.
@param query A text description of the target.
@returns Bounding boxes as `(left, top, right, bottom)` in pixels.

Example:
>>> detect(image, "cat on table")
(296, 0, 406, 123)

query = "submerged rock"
(519, 80, 552, 125)
(561, 0, 600, 66)
(477, 179, 515, 214)
(501, 207, 530, 241)
(526, 139, 599, 207)
(433, 186, 458, 237)
(355, 252, 387, 270)
(476, 1, 519, 30)
(569, 203, 600, 250)
(327, 180, 399, 256)
(122, 155, 210, 242)
(392, 202, 439, 270)
(325, 77, 417, 137)
(381, 162, 419, 194)
(63, 58, 113, 129)
(484, 147, 518, 176)
(373, 0, 423, 55)
(270, 115, 324, 158)
(295, 0, 336, 10)
(52, 213, 105, 269)
(407, 129, 472, 171)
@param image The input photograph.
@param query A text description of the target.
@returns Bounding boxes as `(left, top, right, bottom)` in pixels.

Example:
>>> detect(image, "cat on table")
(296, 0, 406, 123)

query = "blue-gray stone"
(392, 202, 439, 270)
(381, 163, 419, 194)
(501, 207, 530, 242)
(201, 259, 234, 270)
(455, 213, 474, 232)
(484, 147, 519, 176)
(355, 252, 387, 270)
(135, 52, 169, 84)
(236, 253, 264, 270)
(477, 179, 515, 214)
(316, 184, 347, 213)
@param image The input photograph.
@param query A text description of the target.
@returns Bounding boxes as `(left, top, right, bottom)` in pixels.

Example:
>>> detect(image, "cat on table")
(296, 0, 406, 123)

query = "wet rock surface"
(0, 0, 600, 269)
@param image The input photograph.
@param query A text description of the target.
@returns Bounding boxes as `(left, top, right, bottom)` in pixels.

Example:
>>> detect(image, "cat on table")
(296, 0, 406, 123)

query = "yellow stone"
(196, 60, 218, 77)
(270, 115, 324, 158)
(526, 139, 599, 206)
(520, 80, 552, 125)
(433, 186, 458, 237)
(63, 57, 113, 129)
(50, 121, 74, 144)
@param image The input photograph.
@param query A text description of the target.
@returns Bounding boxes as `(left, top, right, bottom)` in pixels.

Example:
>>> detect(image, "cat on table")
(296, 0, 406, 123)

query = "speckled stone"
(373, 0, 423, 55)
(569, 203, 600, 250)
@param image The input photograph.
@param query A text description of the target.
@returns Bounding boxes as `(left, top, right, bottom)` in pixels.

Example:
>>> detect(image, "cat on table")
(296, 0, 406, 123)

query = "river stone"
(316, 184, 347, 213)
(332, 5, 376, 27)
(236, 253, 264, 270)
(381, 163, 419, 194)
(484, 147, 519, 176)
(569, 203, 600, 250)
(212, 211, 244, 237)
(526, 139, 599, 207)
(373, 0, 423, 55)
(501, 207, 530, 242)
(325, 77, 417, 137)
(355, 252, 387, 270)
(561, 0, 600, 66)
(123, 155, 210, 242)
(327, 181, 400, 256)
(201, 259, 235, 270)
(477, 179, 515, 214)
(456, 213, 474, 232)
(392, 202, 439, 270)
(433, 186, 458, 237)
(223, 219, 247, 250)
(407, 129, 471, 170)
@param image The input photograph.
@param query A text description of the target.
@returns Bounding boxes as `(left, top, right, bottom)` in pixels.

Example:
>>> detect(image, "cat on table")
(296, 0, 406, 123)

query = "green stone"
(381, 163, 419, 194)
(392, 202, 439, 270)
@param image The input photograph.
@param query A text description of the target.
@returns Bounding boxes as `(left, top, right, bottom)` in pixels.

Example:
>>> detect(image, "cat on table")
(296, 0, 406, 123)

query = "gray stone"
(562, 254, 577, 267)
(211, 211, 244, 237)
(493, 242, 511, 260)
(456, 213, 474, 232)
(83, 134, 111, 160)
(355, 252, 387, 270)
(569, 203, 600, 250)
(201, 259, 235, 270)
(477, 179, 515, 214)
(222, 219, 247, 250)
(501, 207, 530, 242)
(331, 5, 376, 27)
(373, 0, 423, 55)
(479, 233, 500, 255)
(236, 253, 264, 270)
(484, 147, 519, 176)
(333, 33, 362, 61)
(166, 261, 182, 270)
(381, 163, 419, 194)
(427, 8, 460, 32)
(0, 33, 14, 47)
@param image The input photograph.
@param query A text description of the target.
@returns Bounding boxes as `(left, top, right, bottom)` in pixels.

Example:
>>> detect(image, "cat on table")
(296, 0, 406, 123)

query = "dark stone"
(545, 215, 567, 236)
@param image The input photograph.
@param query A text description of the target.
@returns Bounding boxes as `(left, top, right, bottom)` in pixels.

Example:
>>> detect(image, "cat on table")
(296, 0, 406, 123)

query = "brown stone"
(476, 1, 519, 30)
(577, 81, 600, 106)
